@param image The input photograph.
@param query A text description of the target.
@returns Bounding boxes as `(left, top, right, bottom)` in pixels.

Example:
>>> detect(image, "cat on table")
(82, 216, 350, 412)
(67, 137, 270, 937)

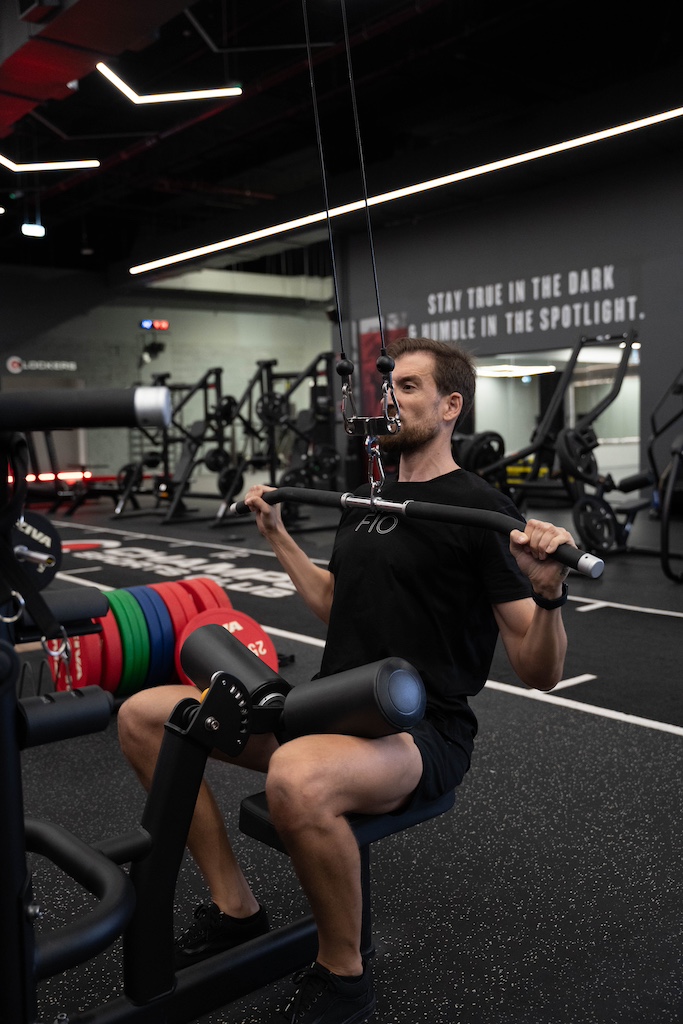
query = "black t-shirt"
(319, 469, 531, 755)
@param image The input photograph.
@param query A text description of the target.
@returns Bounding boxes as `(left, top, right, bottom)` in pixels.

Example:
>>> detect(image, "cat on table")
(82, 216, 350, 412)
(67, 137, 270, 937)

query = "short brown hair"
(386, 336, 476, 420)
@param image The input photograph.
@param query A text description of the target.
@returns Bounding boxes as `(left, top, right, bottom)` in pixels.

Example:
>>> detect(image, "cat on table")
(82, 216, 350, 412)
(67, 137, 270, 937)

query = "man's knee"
(265, 742, 330, 831)
(118, 686, 186, 754)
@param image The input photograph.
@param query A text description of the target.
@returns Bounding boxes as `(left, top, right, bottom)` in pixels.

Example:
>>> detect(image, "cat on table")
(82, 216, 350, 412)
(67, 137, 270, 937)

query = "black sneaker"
(280, 961, 376, 1024)
(173, 902, 269, 969)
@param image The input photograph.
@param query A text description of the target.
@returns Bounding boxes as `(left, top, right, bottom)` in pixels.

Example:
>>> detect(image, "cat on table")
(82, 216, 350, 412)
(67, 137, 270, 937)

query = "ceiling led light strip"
(477, 364, 557, 378)
(96, 63, 242, 104)
(129, 101, 683, 277)
(0, 152, 100, 172)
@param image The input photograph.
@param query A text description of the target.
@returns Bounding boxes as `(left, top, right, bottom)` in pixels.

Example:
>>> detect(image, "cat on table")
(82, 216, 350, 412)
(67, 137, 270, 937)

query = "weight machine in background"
(213, 351, 339, 527)
(108, 353, 338, 526)
(552, 343, 683, 580)
(113, 367, 227, 522)
(553, 331, 650, 554)
(647, 365, 683, 581)
(472, 332, 639, 517)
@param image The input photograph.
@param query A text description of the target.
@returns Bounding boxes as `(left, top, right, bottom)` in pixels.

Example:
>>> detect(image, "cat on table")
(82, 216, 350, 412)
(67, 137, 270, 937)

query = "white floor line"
(569, 595, 683, 618)
(55, 572, 114, 591)
(485, 679, 683, 737)
(263, 626, 326, 648)
(550, 673, 597, 690)
(51, 519, 330, 564)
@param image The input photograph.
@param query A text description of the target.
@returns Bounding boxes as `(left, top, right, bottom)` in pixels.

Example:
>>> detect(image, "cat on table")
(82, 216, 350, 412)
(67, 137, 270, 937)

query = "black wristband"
(531, 581, 568, 609)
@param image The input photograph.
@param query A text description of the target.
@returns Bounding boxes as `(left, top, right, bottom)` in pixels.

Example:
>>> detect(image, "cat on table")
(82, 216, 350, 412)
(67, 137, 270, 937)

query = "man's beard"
(379, 418, 439, 456)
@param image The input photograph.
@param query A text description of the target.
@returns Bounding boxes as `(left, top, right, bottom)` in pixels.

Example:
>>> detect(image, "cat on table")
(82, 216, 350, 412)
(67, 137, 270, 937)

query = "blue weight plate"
(140, 585, 176, 682)
(126, 586, 173, 687)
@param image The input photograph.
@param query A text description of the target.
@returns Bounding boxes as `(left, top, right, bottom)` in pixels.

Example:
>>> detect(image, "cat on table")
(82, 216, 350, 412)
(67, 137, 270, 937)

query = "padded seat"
(239, 788, 455, 853)
(239, 789, 456, 956)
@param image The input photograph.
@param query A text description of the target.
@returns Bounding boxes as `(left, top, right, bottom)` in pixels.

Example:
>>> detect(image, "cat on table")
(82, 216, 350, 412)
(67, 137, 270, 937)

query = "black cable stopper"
(376, 354, 395, 375)
(336, 358, 355, 378)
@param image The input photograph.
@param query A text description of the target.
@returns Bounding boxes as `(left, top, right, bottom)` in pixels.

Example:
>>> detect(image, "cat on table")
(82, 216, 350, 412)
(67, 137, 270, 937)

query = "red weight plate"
(177, 577, 232, 613)
(96, 608, 123, 693)
(147, 582, 200, 685)
(163, 582, 200, 625)
(48, 631, 103, 691)
(175, 608, 279, 686)
(193, 576, 233, 609)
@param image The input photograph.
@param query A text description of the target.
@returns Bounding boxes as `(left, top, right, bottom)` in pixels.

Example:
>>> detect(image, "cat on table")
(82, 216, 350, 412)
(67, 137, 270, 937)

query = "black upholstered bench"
(239, 789, 455, 957)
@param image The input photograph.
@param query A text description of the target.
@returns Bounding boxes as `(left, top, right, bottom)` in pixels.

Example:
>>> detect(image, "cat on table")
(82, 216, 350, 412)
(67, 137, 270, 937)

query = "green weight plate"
(115, 590, 151, 693)
(118, 589, 150, 684)
(106, 591, 138, 696)
(108, 590, 146, 696)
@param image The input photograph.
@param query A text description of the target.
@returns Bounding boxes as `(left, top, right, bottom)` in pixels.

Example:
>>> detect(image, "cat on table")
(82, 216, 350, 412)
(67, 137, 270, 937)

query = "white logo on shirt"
(354, 513, 399, 535)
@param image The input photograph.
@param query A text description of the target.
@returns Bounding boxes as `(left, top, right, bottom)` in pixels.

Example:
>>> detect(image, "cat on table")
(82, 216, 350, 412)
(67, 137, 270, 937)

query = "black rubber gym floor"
(19, 496, 683, 1024)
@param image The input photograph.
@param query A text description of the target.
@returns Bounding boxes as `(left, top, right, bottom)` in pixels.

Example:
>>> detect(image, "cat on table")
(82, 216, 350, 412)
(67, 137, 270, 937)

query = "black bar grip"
(404, 500, 604, 578)
(230, 487, 343, 516)
(0, 386, 171, 430)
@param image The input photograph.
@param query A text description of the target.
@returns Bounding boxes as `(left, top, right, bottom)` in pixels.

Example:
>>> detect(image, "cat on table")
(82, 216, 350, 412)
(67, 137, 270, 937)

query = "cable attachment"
(366, 435, 386, 503)
(338, 353, 401, 437)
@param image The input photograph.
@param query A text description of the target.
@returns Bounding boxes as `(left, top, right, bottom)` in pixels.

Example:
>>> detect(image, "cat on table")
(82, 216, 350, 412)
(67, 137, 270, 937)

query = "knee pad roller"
(281, 658, 426, 739)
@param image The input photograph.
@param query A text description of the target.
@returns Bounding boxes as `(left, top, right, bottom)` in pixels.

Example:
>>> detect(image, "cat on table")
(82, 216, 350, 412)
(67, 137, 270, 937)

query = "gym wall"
(0, 266, 332, 477)
(340, 148, 683, 478)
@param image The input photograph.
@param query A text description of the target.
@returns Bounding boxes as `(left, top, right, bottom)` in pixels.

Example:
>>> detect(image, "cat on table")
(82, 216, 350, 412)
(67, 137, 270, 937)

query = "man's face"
(379, 351, 445, 455)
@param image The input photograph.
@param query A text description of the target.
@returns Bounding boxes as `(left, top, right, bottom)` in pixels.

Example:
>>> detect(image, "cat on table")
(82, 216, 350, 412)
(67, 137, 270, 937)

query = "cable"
(300, 0, 400, 467)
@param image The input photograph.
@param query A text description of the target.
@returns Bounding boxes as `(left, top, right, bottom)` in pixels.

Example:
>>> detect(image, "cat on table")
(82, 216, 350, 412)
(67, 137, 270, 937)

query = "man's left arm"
(493, 519, 575, 692)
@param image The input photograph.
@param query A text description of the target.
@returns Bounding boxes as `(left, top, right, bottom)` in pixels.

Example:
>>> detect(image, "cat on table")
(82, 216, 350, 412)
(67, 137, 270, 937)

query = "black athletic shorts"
(400, 718, 472, 812)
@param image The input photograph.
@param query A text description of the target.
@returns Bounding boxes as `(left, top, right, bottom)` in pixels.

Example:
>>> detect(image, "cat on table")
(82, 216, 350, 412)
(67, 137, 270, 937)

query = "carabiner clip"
(42, 627, 73, 691)
(366, 436, 385, 503)
(381, 379, 401, 434)
(341, 380, 360, 434)
(0, 590, 26, 624)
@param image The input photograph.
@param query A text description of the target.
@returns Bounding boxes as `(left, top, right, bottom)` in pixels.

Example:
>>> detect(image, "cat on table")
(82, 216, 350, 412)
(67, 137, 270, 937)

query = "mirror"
(474, 342, 641, 480)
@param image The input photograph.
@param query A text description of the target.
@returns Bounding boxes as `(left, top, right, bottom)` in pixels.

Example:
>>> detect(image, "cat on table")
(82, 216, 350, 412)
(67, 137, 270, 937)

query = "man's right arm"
(244, 486, 335, 624)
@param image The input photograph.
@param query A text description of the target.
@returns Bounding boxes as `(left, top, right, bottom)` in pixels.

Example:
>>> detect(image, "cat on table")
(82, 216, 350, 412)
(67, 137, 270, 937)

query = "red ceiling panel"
(0, 0, 191, 136)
